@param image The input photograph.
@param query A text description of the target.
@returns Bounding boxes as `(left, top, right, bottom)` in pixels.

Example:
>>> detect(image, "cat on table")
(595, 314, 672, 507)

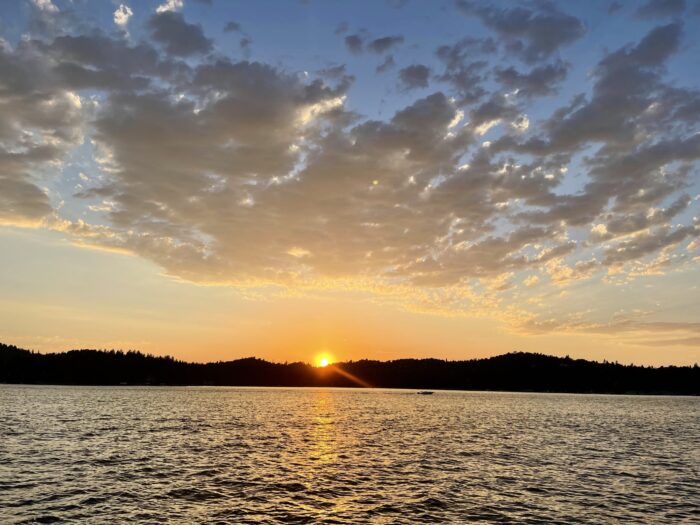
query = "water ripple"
(1, 386, 698, 524)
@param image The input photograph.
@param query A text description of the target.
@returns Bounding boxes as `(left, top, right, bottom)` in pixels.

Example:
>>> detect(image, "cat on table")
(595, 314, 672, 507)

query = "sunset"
(316, 354, 332, 368)
(1, 0, 699, 523)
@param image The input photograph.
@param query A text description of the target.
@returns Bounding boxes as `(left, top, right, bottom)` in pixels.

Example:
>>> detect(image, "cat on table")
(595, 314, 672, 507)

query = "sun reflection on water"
(309, 392, 338, 465)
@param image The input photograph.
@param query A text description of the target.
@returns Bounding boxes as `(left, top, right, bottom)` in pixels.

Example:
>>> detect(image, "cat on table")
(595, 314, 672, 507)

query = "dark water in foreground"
(1, 386, 698, 524)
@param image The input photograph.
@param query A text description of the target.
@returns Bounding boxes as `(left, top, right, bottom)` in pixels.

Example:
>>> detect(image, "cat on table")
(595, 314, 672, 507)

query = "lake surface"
(1, 386, 698, 524)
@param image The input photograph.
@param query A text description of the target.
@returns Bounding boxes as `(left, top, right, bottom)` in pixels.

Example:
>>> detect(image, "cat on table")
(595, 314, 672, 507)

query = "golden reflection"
(309, 392, 338, 464)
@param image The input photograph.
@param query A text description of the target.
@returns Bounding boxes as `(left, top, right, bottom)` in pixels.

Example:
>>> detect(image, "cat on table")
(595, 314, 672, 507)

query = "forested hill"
(1, 343, 698, 394)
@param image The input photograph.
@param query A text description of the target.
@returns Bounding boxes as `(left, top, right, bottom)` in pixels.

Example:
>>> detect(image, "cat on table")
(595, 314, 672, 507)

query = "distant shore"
(2, 343, 698, 395)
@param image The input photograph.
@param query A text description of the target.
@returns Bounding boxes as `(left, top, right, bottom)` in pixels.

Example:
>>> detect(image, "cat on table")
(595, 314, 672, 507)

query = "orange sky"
(1, 229, 698, 366)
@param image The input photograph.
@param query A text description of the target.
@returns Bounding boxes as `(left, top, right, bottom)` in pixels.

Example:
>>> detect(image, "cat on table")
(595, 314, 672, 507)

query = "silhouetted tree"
(1, 343, 698, 394)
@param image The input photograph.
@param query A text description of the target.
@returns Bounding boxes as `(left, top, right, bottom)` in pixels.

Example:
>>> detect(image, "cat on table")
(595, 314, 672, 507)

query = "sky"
(0, 0, 699, 365)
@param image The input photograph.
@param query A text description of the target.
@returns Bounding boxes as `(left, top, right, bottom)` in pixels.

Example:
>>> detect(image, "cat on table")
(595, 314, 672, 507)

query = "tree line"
(1, 343, 698, 394)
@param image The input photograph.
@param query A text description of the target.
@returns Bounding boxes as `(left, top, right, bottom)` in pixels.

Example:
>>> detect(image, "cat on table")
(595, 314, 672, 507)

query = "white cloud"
(31, 0, 58, 13)
(113, 4, 133, 29)
(156, 0, 184, 14)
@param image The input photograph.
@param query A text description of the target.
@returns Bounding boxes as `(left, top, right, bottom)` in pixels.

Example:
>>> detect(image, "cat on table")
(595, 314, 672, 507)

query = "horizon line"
(2, 343, 698, 369)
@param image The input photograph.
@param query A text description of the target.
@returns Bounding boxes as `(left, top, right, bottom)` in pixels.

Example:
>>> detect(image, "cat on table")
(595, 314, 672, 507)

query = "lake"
(1, 386, 698, 524)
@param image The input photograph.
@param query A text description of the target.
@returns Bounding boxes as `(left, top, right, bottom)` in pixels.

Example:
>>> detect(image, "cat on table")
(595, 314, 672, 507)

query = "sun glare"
(316, 354, 333, 368)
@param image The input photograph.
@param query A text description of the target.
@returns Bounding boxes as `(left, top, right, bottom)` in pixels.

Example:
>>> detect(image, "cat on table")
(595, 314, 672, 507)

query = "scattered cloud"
(344, 34, 364, 55)
(435, 37, 494, 104)
(456, 1, 585, 64)
(367, 35, 404, 54)
(343, 32, 404, 55)
(0, 3, 698, 342)
(398, 64, 430, 91)
(494, 60, 569, 97)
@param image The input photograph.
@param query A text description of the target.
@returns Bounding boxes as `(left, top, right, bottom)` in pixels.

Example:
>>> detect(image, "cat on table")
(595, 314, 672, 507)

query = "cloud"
(496, 23, 692, 233)
(0, 39, 85, 226)
(0, 5, 698, 340)
(456, 1, 585, 64)
(494, 60, 569, 97)
(367, 35, 404, 54)
(156, 0, 184, 14)
(56, 20, 693, 297)
(523, 275, 539, 287)
(0, 176, 53, 227)
(239, 37, 252, 57)
(615, 21, 684, 66)
(31, 0, 58, 13)
(603, 225, 699, 267)
(26, 0, 75, 37)
(398, 64, 430, 91)
(113, 4, 133, 31)
(344, 33, 404, 55)
(436, 37, 497, 68)
(546, 22, 683, 151)
(44, 33, 179, 92)
(592, 194, 692, 241)
(638, 336, 700, 347)
(376, 55, 395, 73)
(344, 34, 364, 55)
(223, 20, 241, 33)
(435, 38, 494, 104)
(317, 64, 355, 90)
(521, 317, 700, 338)
(78, 58, 354, 278)
(636, 0, 686, 18)
(148, 12, 213, 56)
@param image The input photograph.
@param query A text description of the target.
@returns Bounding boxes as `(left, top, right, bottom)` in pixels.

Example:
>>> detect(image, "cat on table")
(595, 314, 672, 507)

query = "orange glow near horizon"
(2, 230, 699, 368)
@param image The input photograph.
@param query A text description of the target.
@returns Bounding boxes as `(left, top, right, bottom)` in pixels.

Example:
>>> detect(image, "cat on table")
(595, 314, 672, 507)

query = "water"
(1, 386, 698, 524)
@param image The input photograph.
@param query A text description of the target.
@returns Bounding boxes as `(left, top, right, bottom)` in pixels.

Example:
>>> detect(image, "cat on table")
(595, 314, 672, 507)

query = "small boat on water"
(417, 391, 434, 395)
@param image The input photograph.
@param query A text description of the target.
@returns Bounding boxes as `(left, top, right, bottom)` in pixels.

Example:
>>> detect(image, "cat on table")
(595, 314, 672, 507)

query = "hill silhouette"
(1, 343, 698, 394)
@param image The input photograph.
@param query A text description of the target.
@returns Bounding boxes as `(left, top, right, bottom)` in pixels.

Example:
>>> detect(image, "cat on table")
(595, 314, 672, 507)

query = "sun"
(315, 353, 333, 368)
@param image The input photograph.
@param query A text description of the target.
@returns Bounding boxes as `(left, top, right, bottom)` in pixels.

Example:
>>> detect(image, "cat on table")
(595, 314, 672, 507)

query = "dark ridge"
(1, 343, 698, 394)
